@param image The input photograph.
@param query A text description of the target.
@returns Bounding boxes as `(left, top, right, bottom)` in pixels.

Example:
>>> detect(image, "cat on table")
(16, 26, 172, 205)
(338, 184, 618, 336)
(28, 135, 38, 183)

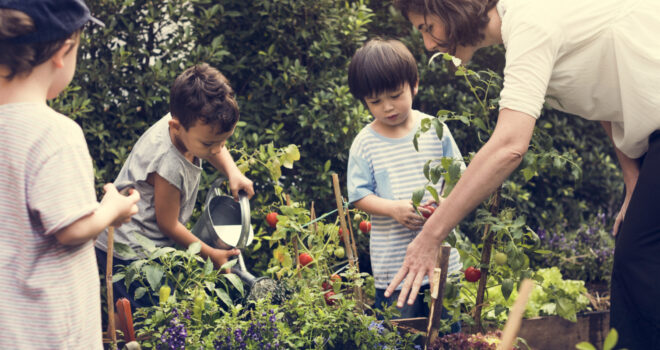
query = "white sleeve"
(499, 18, 562, 118)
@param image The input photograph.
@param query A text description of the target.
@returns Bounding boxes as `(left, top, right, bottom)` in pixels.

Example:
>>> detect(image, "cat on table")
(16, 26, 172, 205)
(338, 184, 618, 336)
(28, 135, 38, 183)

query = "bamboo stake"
(310, 201, 317, 236)
(347, 208, 360, 268)
(498, 279, 534, 350)
(286, 194, 302, 277)
(474, 187, 501, 331)
(106, 226, 117, 349)
(331, 174, 355, 267)
(425, 245, 451, 348)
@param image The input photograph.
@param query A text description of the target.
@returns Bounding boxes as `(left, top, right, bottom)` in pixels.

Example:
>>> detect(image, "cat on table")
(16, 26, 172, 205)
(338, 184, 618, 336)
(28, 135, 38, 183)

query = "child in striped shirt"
(347, 38, 464, 320)
(0, 1, 139, 348)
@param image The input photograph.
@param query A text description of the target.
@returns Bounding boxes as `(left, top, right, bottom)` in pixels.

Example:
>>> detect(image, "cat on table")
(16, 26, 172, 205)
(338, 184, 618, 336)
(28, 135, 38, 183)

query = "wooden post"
(331, 174, 355, 267)
(310, 201, 317, 236)
(498, 279, 534, 350)
(425, 245, 451, 348)
(474, 187, 501, 331)
(106, 226, 117, 349)
(286, 194, 302, 277)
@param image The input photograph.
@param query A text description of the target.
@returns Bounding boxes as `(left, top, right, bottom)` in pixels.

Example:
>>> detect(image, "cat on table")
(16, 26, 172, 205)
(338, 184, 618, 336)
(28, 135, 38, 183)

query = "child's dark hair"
(348, 38, 418, 101)
(170, 63, 239, 133)
(0, 9, 80, 80)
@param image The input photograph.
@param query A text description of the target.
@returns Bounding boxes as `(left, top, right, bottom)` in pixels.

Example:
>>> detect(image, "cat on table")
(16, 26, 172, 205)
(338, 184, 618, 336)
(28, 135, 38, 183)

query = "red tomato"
(359, 220, 371, 234)
(421, 205, 436, 219)
(266, 212, 278, 228)
(298, 252, 313, 267)
(464, 266, 482, 282)
(322, 281, 332, 291)
(331, 274, 342, 283)
(324, 290, 337, 306)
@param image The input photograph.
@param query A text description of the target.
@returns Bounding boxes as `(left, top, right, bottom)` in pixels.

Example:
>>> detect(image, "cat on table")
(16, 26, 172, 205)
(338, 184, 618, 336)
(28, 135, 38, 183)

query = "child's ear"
(50, 39, 76, 69)
(413, 80, 419, 96)
(168, 118, 182, 132)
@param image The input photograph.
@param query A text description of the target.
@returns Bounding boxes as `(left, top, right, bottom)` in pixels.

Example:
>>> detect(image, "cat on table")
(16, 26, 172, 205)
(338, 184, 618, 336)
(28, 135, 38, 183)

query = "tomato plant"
(266, 212, 279, 228)
(359, 220, 371, 234)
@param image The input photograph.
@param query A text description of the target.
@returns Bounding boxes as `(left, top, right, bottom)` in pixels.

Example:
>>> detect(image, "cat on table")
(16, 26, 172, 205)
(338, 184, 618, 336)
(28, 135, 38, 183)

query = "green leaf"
(114, 242, 138, 259)
(575, 342, 597, 350)
(220, 258, 238, 271)
(187, 241, 202, 256)
(426, 185, 439, 203)
(423, 160, 431, 181)
(501, 279, 514, 301)
(432, 118, 444, 140)
(215, 287, 233, 308)
(412, 131, 420, 151)
(412, 188, 425, 206)
(134, 287, 147, 300)
(133, 232, 156, 253)
(203, 257, 214, 276)
(224, 273, 244, 296)
(430, 166, 442, 184)
(144, 264, 164, 291)
(603, 328, 618, 350)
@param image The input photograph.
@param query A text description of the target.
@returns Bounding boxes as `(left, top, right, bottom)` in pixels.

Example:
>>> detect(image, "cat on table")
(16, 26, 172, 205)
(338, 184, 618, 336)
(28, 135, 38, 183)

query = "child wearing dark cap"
(0, 0, 139, 347)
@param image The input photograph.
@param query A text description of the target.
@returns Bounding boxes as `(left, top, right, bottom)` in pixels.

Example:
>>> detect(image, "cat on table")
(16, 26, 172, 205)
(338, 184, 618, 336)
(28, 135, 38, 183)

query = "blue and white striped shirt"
(348, 110, 464, 290)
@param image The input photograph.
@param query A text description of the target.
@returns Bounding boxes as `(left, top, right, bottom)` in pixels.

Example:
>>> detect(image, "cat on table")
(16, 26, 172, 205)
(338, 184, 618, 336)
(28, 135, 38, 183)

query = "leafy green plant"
(576, 328, 621, 350)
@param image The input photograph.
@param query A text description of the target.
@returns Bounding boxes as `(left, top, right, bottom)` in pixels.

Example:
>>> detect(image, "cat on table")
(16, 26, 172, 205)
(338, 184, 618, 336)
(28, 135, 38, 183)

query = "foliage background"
(50, 0, 622, 282)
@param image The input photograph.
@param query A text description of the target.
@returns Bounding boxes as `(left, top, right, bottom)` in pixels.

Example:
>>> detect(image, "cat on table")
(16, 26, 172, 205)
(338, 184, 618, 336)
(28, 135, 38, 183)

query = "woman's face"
(407, 11, 478, 63)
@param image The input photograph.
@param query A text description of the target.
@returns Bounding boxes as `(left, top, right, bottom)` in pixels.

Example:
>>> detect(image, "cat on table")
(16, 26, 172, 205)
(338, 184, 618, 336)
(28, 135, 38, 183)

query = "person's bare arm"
(354, 195, 425, 230)
(55, 184, 140, 245)
(152, 173, 239, 268)
(385, 108, 536, 306)
(206, 146, 254, 200)
(600, 121, 641, 235)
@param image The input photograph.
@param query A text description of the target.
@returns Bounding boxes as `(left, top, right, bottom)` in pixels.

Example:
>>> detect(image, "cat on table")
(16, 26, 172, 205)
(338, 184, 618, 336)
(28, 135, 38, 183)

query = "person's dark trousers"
(375, 285, 461, 334)
(95, 247, 155, 313)
(610, 131, 660, 349)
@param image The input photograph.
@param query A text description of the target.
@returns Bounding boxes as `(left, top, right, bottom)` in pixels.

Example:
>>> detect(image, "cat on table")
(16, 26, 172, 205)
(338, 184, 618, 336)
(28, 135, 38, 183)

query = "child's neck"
(169, 127, 198, 164)
(0, 67, 51, 105)
(371, 110, 416, 139)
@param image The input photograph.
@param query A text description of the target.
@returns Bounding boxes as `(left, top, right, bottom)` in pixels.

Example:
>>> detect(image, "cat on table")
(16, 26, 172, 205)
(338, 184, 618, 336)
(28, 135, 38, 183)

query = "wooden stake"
(285, 194, 301, 277)
(425, 245, 451, 348)
(498, 279, 534, 350)
(310, 201, 317, 235)
(331, 174, 355, 267)
(106, 226, 117, 349)
(474, 187, 501, 331)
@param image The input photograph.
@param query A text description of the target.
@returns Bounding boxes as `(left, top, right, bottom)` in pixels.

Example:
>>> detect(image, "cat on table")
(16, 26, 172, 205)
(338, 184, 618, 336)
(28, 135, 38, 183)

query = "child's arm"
(55, 184, 140, 246)
(353, 194, 425, 231)
(151, 173, 240, 269)
(206, 146, 255, 200)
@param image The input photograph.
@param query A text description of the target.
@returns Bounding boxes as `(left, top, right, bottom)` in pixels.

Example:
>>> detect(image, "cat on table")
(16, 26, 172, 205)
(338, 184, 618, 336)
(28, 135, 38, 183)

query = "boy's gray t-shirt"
(95, 114, 202, 259)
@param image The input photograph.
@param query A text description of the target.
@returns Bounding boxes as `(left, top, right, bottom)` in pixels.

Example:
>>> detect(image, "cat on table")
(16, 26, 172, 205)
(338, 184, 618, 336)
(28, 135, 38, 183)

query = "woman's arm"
(385, 108, 537, 307)
(600, 121, 641, 235)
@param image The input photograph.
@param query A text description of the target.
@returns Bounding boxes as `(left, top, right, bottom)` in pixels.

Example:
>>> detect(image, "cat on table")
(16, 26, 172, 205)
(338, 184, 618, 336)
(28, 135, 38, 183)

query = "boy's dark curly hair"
(170, 63, 239, 133)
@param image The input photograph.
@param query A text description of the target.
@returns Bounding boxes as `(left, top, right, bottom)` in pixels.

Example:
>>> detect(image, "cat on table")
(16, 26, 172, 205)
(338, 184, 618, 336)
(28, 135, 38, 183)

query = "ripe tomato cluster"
(464, 266, 482, 282)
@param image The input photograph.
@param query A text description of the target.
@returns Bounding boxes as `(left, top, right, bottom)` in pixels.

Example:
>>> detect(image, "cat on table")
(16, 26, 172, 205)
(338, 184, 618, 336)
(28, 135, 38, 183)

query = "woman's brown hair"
(0, 8, 80, 80)
(393, 0, 498, 54)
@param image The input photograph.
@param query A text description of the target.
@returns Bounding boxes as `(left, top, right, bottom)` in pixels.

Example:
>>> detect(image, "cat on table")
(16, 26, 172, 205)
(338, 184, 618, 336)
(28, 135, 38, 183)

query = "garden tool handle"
(236, 190, 251, 250)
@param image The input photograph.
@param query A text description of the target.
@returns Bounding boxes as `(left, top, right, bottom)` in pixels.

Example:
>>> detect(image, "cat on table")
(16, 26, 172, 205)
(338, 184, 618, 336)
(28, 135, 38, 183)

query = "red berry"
(266, 212, 278, 228)
(322, 281, 332, 291)
(421, 204, 436, 219)
(464, 266, 482, 282)
(359, 220, 371, 234)
(298, 252, 313, 267)
(324, 291, 337, 306)
(330, 274, 341, 283)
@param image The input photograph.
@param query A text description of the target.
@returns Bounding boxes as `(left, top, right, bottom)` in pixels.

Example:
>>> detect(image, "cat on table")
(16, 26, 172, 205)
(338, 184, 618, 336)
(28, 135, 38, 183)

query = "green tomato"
(334, 246, 345, 259)
(494, 252, 508, 266)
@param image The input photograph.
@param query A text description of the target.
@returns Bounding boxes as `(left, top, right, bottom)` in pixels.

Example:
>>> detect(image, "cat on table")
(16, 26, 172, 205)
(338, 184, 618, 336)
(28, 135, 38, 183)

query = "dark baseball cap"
(0, 0, 105, 44)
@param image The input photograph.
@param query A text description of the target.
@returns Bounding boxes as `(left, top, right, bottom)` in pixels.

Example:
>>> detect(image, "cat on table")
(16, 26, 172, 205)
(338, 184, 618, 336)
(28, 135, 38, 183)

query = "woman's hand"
(385, 231, 441, 307)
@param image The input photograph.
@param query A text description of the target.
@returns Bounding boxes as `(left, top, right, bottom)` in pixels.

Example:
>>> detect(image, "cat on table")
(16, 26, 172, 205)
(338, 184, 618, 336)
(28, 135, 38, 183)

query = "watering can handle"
(203, 176, 227, 209)
(236, 190, 251, 250)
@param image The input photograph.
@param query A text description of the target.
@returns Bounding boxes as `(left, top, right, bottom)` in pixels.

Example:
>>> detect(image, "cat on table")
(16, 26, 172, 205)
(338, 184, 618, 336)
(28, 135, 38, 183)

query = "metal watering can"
(191, 178, 283, 302)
